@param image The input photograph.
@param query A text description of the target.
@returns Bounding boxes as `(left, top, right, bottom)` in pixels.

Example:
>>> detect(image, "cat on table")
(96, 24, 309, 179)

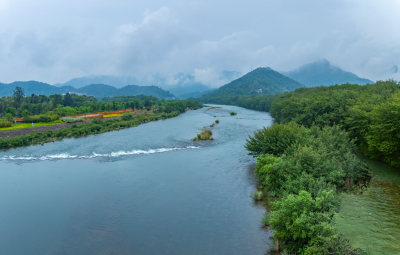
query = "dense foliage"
(269, 81, 400, 167)
(247, 123, 369, 254)
(0, 89, 201, 119)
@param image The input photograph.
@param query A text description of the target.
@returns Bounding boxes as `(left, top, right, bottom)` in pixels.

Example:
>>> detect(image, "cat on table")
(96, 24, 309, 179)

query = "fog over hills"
(0, 81, 175, 99)
(284, 60, 373, 87)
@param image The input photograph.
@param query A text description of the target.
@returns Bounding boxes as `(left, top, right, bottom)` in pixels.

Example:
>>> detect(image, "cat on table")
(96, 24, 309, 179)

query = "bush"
(246, 122, 307, 156)
(122, 112, 133, 120)
(230, 111, 237, 116)
(61, 116, 84, 123)
(0, 119, 11, 128)
(270, 190, 337, 254)
(194, 129, 213, 141)
(91, 118, 103, 124)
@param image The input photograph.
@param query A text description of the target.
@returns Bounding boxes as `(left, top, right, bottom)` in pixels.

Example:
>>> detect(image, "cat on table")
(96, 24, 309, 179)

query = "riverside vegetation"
(0, 88, 202, 149)
(238, 80, 400, 254)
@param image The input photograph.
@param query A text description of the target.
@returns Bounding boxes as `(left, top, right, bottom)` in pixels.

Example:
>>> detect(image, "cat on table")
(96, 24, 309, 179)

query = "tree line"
(238, 80, 400, 254)
(0, 87, 202, 121)
(207, 80, 400, 167)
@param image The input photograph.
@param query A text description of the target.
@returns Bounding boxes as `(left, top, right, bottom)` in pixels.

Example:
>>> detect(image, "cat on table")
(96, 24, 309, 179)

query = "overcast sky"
(0, 0, 399, 86)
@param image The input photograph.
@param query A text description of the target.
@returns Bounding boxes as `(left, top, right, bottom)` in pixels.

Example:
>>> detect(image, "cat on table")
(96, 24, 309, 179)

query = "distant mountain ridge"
(0, 81, 175, 99)
(284, 59, 373, 87)
(200, 67, 304, 100)
(57, 71, 240, 99)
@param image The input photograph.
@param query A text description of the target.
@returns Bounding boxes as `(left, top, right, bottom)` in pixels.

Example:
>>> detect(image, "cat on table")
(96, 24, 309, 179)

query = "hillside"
(284, 59, 373, 87)
(200, 67, 303, 101)
(0, 81, 175, 99)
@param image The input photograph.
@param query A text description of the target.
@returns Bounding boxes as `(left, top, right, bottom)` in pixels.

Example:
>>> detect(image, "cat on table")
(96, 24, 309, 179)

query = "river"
(0, 105, 273, 255)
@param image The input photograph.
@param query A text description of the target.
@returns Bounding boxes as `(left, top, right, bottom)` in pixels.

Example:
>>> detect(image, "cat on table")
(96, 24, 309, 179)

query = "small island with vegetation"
(193, 129, 213, 141)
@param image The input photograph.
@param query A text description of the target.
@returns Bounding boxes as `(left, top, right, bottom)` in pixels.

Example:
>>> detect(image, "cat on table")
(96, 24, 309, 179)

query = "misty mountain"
(56, 75, 141, 88)
(284, 59, 373, 87)
(58, 71, 240, 99)
(200, 67, 303, 100)
(0, 81, 71, 96)
(0, 81, 175, 99)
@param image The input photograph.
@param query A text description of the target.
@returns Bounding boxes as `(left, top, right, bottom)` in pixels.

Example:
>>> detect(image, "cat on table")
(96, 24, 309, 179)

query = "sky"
(0, 0, 399, 86)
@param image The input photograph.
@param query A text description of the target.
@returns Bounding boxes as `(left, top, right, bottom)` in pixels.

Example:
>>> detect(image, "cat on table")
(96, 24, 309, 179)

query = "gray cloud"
(0, 0, 399, 85)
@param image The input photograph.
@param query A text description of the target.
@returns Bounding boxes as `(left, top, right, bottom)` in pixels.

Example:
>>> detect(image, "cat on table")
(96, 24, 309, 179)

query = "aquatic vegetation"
(193, 129, 213, 141)
(252, 190, 263, 201)
(215, 120, 219, 124)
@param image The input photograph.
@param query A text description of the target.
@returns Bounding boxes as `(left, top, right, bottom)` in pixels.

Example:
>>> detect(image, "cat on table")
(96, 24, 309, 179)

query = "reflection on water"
(0, 105, 273, 255)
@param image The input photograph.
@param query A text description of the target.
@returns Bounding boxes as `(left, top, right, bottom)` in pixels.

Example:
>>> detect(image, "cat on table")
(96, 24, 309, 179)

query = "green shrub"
(122, 112, 133, 120)
(0, 119, 11, 128)
(194, 129, 213, 141)
(61, 116, 84, 123)
(246, 122, 307, 156)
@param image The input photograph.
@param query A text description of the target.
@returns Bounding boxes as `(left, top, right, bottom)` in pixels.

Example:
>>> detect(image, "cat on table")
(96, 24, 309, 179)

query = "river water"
(336, 158, 400, 255)
(0, 105, 273, 255)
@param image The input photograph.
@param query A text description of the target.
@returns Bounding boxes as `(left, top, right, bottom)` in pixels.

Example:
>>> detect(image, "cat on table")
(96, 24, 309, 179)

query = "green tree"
(13, 87, 25, 107)
(5, 113, 13, 121)
(367, 92, 400, 167)
(63, 93, 73, 106)
(270, 190, 337, 254)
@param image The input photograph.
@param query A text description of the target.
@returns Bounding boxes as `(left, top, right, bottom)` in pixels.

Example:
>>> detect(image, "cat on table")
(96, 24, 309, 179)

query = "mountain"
(200, 67, 303, 100)
(0, 81, 70, 96)
(117, 85, 174, 99)
(284, 59, 373, 87)
(59, 71, 240, 99)
(0, 81, 175, 99)
(77, 84, 119, 97)
(56, 75, 140, 88)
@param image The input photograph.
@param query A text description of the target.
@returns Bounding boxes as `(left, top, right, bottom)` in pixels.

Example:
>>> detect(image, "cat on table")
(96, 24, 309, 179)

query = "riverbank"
(0, 111, 181, 150)
(0, 116, 122, 138)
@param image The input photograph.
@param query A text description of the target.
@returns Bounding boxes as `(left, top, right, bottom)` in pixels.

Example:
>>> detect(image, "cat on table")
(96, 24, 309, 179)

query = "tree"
(13, 87, 24, 107)
(5, 113, 13, 121)
(270, 190, 337, 254)
(63, 93, 73, 106)
(367, 92, 400, 167)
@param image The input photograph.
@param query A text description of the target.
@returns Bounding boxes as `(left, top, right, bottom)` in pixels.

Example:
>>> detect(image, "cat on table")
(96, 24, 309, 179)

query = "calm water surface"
(0, 105, 273, 255)
(336, 158, 400, 255)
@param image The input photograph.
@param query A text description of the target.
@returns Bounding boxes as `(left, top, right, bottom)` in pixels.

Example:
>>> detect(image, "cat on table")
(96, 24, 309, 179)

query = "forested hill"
(284, 59, 373, 86)
(0, 81, 175, 99)
(199, 67, 303, 102)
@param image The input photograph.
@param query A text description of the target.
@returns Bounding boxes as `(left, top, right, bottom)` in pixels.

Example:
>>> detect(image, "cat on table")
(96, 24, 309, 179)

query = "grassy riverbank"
(0, 111, 181, 149)
(0, 120, 64, 131)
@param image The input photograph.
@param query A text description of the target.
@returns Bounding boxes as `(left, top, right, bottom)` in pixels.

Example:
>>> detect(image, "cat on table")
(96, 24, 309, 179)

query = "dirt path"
(0, 117, 121, 138)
